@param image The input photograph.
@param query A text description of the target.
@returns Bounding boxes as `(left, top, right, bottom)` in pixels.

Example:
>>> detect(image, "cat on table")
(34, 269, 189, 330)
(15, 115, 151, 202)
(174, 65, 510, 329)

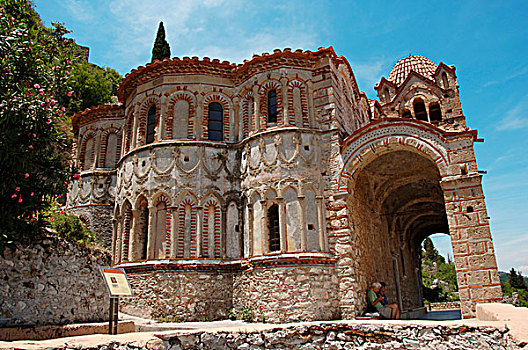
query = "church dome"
(387, 55, 437, 86)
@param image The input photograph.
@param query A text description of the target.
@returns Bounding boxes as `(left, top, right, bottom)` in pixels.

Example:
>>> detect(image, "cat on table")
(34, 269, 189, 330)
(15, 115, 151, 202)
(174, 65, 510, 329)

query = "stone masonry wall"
(232, 265, 340, 323)
(0, 238, 111, 326)
(120, 270, 234, 321)
(69, 204, 114, 251)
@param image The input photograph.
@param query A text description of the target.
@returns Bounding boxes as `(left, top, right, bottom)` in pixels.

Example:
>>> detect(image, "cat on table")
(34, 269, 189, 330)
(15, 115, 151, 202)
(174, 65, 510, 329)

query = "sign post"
(100, 267, 133, 335)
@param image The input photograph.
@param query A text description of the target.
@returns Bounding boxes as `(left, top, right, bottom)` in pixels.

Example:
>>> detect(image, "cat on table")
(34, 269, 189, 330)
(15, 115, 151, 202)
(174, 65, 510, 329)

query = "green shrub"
(51, 213, 96, 245)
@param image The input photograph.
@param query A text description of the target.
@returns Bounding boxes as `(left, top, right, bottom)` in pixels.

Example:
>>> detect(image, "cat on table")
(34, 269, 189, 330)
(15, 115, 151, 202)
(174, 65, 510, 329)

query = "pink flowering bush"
(0, 1, 78, 248)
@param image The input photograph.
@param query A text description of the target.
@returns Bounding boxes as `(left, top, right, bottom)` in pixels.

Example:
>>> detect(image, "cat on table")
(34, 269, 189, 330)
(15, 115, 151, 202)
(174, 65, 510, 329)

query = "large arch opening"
(347, 149, 456, 316)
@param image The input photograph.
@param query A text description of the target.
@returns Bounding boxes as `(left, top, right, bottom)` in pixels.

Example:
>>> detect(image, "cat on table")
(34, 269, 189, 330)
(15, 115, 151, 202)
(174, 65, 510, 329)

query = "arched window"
(401, 109, 412, 118)
(268, 204, 280, 252)
(429, 103, 442, 122)
(384, 88, 390, 103)
(413, 100, 428, 121)
(146, 106, 156, 144)
(441, 72, 449, 89)
(267, 89, 277, 123)
(208, 102, 223, 141)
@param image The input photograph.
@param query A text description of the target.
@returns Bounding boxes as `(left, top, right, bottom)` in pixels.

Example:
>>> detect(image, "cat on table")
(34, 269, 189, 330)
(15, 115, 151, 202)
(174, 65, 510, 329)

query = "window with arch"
(146, 105, 156, 144)
(267, 204, 280, 252)
(441, 72, 449, 89)
(429, 103, 442, 122)
(208, 102, 223, 141)
(384, 88, 390, 103)
(413, 100, 428, 121)
(267, 89, 278, 123)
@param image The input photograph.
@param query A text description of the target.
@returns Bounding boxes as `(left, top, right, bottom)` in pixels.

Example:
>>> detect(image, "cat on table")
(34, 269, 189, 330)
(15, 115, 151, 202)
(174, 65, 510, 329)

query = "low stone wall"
(233, 262, 340, 323)
(0, 238, 111, 327)
(155, 323, 516, 349)
(120, 265, 234, 321)
(429, 301, 461, 310)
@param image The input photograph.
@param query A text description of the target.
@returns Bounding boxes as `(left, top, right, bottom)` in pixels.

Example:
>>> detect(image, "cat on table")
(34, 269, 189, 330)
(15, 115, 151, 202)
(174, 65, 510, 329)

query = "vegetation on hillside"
(421, 237, 459, 302)
(0, 0, 120, 250)
(501, 268, 528, 307)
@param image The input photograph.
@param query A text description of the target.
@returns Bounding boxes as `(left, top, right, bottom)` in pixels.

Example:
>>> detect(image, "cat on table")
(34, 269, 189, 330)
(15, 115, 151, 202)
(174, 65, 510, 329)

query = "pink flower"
(73, 174, 81, 180)
(15, 187, 20, 192)
(18, 197, 23, 203)
(60, 210, 65, 215)
(30, 192, 34, 196)
(61, 107, 65, 112)
(11, 194, 17, 198)
(46, 119, 51, 124)
(29, 145, 33, 149)
(66, 59, 71, 64)
(65, 71, 70, 75)
(24, 173, 29, 178)
(40, 102, 45, 107)
(50, 99, 55, 106)
(32, 133, 36, 138)
(33, 83, 40, 89)
(39, 89, 44, 95)
(67, 91, 73, 97)
(50, 217, 54, 221)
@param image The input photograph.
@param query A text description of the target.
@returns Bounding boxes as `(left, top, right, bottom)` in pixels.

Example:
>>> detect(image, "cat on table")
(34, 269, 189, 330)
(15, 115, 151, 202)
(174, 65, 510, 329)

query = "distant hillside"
(499, 271, 528, 285)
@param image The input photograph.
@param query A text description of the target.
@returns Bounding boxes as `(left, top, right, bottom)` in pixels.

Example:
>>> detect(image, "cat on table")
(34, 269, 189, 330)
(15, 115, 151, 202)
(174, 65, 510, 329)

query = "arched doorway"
(346, 149, 451, 314)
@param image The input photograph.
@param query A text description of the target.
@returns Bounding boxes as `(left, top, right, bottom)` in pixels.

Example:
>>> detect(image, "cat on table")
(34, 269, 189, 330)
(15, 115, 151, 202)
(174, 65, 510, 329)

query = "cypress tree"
(151, 21, 171, 62)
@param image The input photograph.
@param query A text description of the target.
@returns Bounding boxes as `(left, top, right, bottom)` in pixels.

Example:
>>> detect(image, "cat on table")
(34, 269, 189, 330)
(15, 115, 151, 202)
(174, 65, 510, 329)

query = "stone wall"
(232, 262, 340, 323)
(0, 238, 111, 327)
(120, 267, 234, 321)
(70, 204, 114, 251)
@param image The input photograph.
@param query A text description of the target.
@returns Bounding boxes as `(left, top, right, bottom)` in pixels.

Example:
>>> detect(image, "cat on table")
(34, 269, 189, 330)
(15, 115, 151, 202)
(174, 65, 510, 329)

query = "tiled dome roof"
(387, 55, 437, 86)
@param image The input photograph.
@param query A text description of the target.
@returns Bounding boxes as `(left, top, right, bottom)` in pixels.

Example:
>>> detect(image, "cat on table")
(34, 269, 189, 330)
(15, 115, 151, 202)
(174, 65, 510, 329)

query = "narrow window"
(384, 88, 390, 103)
(208, 102, 223, 141)
(267, 89, 278, 123)
(268, 204, 280, 252)
(141, 205, 149, 259)
(413, 100, 428, 121)
(441, 72, 449, 89)
(429, 103, 442, 122)
(146, 106, 156, 144)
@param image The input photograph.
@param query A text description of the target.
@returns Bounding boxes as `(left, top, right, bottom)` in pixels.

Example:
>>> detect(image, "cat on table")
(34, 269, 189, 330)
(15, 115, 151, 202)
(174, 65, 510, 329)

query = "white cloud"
(349, 57, 393, 97)
(496, 94, 528, 131)
(518, 265, 528, 275)
(64, 0, 94, 22)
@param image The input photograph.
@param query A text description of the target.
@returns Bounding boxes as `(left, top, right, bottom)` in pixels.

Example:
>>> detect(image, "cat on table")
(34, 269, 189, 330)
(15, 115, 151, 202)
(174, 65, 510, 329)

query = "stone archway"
(336, 120, 502, 319)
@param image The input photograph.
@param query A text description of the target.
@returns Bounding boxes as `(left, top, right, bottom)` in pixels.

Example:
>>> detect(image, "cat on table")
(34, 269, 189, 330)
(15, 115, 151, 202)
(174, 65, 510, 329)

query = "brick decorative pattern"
(137, 96, 161, 146)
(287, 79, 309, 127)
(166, 91, 196, 140)
(155, 195, 172, 258)
(202, 197, 221, 258)
(259, 80, 283, 129)
(202, 93, 230, 141)
(177, 196, 197, 258)
(98, 128, 122, 168)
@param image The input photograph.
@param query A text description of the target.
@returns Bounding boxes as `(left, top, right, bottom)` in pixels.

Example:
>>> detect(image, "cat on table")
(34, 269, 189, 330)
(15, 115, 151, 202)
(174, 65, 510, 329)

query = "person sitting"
(379, 281, 401, 320)
(367, 282, 399, 319)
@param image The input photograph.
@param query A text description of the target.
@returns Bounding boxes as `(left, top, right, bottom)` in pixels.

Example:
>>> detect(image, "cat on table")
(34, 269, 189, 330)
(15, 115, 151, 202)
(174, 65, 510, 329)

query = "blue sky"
(33, 0, 528, 273)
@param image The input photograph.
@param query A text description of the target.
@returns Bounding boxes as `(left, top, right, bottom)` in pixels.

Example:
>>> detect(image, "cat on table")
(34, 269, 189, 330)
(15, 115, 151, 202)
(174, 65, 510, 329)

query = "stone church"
(67, 47, 502, 322)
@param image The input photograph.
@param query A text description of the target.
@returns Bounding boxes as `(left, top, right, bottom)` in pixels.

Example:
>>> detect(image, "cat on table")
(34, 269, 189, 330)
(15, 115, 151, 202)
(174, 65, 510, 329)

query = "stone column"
(253, 85, 261, 131)
(146, 206, 156, 259)
(280, 76, 289, 126)
(131, 104, 139, 148)
(298, 196, 307, 251)
(196, 206, 203, 257)
(129, 209, 141, 261)
(94, 129, 103, 168)
(238, 203, 244, 258)
(233, 97, 240, 142)
(170, 206, 178, 258)
(247, 204, 254, 256)
(278, 198, 287, 253)
(196, 94, 204, 140)
(159, 94, 168, 140)
(260, 199, 267, 253)
(316, 196, 327, 251)
(307, 80, 315, 128)
(440, 174, 502, 318)
(221, 207, 227, 258)
(112, 218, 118, 264)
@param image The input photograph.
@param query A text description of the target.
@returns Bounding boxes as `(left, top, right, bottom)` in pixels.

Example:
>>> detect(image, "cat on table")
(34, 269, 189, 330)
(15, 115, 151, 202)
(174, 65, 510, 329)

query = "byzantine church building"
(67, 47, 501, 322)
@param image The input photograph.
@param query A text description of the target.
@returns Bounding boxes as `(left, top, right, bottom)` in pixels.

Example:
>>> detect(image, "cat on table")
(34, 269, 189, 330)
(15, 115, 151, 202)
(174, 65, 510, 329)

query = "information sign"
(100, 267, 133, 296)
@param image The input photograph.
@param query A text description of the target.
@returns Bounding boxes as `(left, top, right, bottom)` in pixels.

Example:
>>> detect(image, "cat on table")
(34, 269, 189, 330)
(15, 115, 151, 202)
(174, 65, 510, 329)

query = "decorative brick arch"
(258, 80, 283, 129)
(177, 194, 197, 258)
(79, 129, 97, 170)
(339, 121, 450, 192)
(154, 193, 172, 257)
(287, 79, 309, 127)
(138, 96, 161, 146)
(120, 200, 132, 262)
(166, 91, 196, 140)
(202, 196, 221, 258)
(99, 128, 122, 168)
(241, 90, 255, 137)
(203, 93, 231, 141)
